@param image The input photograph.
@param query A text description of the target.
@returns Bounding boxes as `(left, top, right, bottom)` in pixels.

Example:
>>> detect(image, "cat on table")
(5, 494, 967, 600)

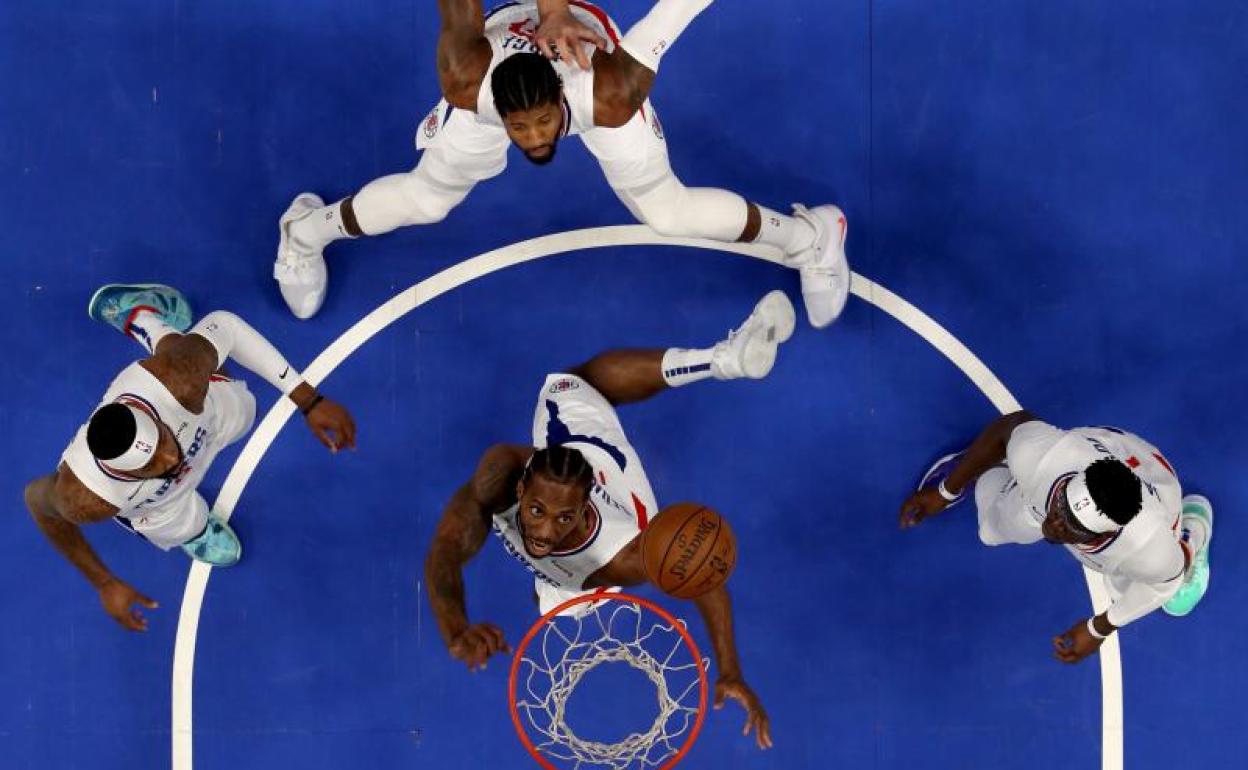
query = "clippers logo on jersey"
(503, 19, 541, 52)
(548, 378, 579, 394)
(423, 109, 440, 139)
(651, 111, 664, 140)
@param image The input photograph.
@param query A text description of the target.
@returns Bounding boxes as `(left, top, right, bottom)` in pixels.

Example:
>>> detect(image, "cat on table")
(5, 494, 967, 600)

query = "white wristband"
(1086, 617, 1108, 639)
(937, 479, 961, 502)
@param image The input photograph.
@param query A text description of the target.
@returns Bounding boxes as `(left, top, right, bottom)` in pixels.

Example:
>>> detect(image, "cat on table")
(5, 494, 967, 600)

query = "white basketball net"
(513, 598, 707, 770)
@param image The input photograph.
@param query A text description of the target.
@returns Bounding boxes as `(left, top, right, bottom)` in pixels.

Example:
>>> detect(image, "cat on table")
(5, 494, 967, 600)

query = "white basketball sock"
(127, 309, 179, 354)
(752, 204, 817, 256)
(661, 347, 716, 386)
(619, 0, 715, 72)
(289, 199, 355, 251)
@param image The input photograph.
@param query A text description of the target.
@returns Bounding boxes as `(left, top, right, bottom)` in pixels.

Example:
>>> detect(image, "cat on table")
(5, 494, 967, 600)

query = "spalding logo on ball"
(641, 503, 737, 599)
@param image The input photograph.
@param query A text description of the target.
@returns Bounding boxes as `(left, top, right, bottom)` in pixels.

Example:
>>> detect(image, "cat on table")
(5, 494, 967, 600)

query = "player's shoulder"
(52, 463, 118, 524)
(1005, 419, 1065, 462)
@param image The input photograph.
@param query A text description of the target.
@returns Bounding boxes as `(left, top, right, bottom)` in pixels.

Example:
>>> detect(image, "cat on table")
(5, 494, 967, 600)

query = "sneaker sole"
(86, 283, 178, 320)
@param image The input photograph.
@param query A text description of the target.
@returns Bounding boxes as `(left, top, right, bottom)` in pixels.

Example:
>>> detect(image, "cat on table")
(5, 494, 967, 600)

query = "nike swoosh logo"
(278, 367, 289, 379)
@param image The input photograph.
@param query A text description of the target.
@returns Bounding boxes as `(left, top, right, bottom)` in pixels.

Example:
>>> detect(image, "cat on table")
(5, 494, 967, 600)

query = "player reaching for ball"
(423, 291, 795, 750)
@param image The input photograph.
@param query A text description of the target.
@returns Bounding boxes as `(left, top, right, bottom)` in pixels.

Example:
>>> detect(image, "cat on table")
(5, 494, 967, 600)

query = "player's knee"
(977, 525, 1006, 546)
(624, 184, 689, 236)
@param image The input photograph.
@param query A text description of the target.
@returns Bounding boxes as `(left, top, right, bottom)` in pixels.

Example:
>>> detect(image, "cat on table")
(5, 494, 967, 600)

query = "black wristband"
(300, 393, 324, 416)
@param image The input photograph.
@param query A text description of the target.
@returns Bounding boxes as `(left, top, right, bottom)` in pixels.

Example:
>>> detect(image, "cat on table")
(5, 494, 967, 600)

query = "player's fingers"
(537, 37, 555, 59)
(342, 414, 357, 449)
(310, 423, 334, 451)
(137, 592, 159, 609)
(572, 37, 591, 69)
(127, 607, 148, 631)
(758, 717, 773, 749)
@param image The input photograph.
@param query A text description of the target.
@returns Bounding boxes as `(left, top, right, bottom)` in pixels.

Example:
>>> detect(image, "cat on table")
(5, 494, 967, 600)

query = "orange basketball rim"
(508, 592, 709, 770)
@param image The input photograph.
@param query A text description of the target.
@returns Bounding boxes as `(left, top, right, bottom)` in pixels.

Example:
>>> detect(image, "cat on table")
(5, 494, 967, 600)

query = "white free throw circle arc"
(169, 225, 1123, 770)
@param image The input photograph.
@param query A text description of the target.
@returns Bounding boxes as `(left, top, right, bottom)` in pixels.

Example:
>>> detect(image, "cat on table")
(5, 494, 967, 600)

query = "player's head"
(514, 445, 594, 558)
(492, 53, 564, 165)
(86, 402, 184, 479)
(1042, 458, 1143, 544)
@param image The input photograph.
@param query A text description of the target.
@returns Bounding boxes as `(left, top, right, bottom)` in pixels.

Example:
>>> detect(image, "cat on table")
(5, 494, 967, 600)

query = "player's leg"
(274, 103, 510, 318)
(974, 466, 1044, 546)
(582, 104, 851, 328)
(87, 283, 193, 354)
(565, 291, 796, 406)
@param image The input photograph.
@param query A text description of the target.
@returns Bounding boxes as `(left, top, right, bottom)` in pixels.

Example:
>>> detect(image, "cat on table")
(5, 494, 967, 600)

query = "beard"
(523, 141, 558, 166)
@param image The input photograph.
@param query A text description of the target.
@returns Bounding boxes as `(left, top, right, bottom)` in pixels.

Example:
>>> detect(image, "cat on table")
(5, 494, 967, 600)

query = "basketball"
(641, 503, 737, 599)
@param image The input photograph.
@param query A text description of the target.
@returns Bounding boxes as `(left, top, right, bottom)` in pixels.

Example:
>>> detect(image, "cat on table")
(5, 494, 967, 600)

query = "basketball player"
(22, 284, 356, 632)
(899, 411, 1213, 664)
(424, 291, 795, 749)
(275, 0, 850, 332)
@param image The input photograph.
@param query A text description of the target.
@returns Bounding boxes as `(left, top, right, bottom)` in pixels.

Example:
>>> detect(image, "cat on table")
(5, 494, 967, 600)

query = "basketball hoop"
(508, 592, 709, 770)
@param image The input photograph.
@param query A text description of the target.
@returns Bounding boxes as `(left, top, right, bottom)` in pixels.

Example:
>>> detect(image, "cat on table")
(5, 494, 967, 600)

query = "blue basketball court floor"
(3, 2, 1246, 768)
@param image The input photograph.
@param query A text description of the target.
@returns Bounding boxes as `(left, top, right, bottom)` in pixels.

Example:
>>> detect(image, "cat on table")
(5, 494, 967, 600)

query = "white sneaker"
(789, 203, 850, 329)
(274, 193, 328, 319)
(712, 290, 796, 380)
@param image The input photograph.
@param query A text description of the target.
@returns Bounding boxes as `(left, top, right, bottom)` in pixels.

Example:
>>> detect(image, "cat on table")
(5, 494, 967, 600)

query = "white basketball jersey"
(474, 1, 619, 135)
(492, 481, 640, 591)
(61, 363, 251, 524)
(1006, 422, 1183, 575)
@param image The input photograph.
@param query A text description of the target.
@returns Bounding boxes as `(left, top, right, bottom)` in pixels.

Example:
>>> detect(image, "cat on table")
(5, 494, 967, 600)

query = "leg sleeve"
(583, 101, 748, 241)
(351, 102, 511, 234)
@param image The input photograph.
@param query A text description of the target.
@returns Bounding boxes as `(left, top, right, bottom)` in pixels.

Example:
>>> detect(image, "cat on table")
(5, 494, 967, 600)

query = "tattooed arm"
(424, 443, 533, 670)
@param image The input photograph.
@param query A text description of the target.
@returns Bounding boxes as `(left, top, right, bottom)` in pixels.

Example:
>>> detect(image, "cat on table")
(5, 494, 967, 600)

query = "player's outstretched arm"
(24, 471, 158, 631)
(437, 0, 492, 110)
(899, 409, 1037, 528)
(147, 311, 356, 452)
(425, 444, 532, 671)
(693, 586, 773, 749)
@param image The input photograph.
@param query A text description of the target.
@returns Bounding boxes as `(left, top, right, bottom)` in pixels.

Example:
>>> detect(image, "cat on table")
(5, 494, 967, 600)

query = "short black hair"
(491, 52, 562, 118)
(86, 403, 136, 461)
(522, 445, 593, 498)
(1085, 457, 1143, 526)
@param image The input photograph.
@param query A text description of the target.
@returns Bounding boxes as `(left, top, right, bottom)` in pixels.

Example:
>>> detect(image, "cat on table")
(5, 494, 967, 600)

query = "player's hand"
(714, 676, 773, 749)
(98, 578, 158, 632)
(899, 487, 950, 529)
(535, 9, 606, 70)
(1053, 619, 1105, 664)
(449, 623, 510, 672)
(304, 397, 357, 453)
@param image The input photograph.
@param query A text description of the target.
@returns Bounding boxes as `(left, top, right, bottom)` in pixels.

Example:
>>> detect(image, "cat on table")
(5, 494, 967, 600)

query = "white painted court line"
(171, 226, 1122, 769)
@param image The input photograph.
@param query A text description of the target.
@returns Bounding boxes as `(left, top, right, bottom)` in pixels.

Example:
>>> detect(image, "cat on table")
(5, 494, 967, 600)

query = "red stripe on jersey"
(569, 0, 619, 44)
(631, 493, 649, 529)
(1152, 452, 1176, 477)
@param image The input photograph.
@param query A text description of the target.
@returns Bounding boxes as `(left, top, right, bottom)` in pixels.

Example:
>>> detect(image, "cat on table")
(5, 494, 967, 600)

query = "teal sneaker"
(180, 513, 242, 567)
(1163, 495, 1212, 617)
(87, 283, 193, 339)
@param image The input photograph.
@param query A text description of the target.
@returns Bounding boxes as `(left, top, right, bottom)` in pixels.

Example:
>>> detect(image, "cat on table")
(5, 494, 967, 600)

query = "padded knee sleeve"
(616, 175, 747, 241)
